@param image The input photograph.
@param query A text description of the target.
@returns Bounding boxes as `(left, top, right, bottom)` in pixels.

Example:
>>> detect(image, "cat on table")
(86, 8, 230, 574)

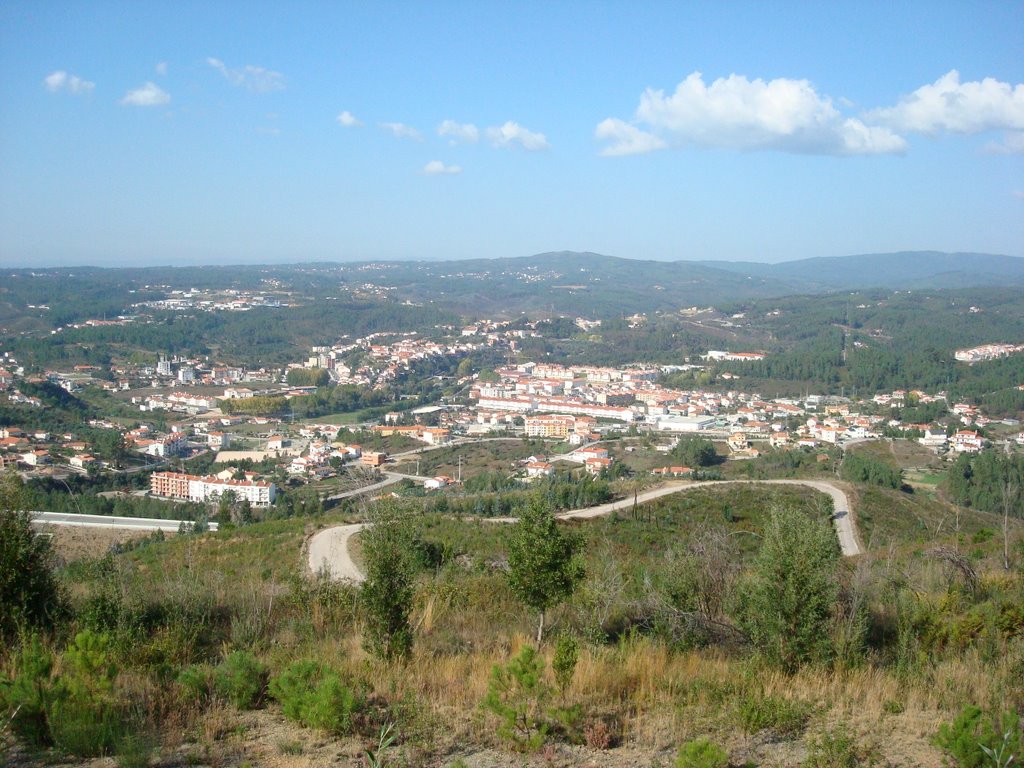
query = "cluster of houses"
(132, 288, 287, 313)
(0, 426, 99, 472)
(295, 331, 490, 389)
(954, 343, 1024, 363)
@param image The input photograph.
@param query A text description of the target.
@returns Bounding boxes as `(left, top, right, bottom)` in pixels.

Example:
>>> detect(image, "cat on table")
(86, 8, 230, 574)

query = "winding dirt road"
(306, 479, 861, 583)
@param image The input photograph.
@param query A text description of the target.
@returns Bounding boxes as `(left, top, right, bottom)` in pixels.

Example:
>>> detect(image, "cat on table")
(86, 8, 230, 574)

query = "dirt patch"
(35, 524, 161, 562)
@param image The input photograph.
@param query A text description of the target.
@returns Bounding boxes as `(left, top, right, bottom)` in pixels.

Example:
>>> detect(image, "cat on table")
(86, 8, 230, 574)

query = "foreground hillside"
(3, 474, 1021, 768)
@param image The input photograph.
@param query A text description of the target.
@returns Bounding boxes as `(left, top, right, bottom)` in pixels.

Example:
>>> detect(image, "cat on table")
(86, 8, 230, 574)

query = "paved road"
(31, 511, 218, 533)
(307, 478, 860, 583)
(324, 471, 436, 502)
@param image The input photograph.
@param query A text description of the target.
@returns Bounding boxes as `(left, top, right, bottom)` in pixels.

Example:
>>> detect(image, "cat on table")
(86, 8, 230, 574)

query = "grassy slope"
(40, 478, 1024, 767)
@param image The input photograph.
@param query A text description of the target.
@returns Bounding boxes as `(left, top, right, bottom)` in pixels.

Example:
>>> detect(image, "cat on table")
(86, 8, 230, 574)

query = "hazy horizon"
(3, 248, 1024, 272)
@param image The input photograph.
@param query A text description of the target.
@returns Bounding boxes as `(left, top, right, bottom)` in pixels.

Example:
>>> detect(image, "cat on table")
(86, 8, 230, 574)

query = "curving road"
(306, 478, 861, 583)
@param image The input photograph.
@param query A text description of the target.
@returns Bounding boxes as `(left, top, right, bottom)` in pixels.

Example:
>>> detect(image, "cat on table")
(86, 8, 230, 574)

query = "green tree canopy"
(506, 497, 585, 643)
(360, 501, 416, 662)
(0, 472, 67, 640)
(734, 505, 840, 672)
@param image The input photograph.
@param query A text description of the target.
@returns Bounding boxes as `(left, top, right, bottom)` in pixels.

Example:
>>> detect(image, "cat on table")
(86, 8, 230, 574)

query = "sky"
(1, 1, 1023, 267)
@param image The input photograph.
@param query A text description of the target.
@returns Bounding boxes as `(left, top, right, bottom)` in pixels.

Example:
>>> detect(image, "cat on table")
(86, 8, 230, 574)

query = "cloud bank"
(597, 72, 906, 157)
(869, 70, 1024, 134)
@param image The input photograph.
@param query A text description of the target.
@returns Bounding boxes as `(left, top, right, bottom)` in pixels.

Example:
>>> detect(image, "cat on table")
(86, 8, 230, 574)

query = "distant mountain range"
(691, 251, 1024, 292)
(5, 250, 1022, 322)
(374, 250, 1024, 316)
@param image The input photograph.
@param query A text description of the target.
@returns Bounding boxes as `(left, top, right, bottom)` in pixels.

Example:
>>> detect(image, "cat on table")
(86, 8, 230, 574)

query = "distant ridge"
(5, 250, 1021, 320)
(691, 251, 1024, 291)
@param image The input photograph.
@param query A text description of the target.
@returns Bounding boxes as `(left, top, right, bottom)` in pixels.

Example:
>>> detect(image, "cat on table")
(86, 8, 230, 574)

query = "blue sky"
(1, 1, 1022, 267)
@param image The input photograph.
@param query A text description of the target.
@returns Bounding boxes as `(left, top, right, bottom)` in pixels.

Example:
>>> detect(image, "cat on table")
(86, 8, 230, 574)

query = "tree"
(215, 490, 237, 526)
(507, 497, 584, 643)
(671, 437, 718, 468)
(0, 471, 66, 640)
(360, 501, 416, 662)
(734, 505, 840, 672)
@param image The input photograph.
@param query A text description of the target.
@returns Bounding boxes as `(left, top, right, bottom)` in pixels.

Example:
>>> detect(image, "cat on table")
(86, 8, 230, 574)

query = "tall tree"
(507, 497, 585, 644)
(360, 501, 416, 662)
(0, 471, 66, 640)
(734, 505, 840, 672)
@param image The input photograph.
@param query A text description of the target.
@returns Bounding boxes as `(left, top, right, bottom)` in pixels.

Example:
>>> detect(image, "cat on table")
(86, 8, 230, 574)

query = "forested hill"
(3, 250, 1021, 323)
(693, 251, 1024, 292)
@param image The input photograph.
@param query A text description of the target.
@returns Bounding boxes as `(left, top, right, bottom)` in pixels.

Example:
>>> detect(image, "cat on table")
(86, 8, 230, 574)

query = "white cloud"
(438, 120, 479, 144)
(422, 160, 462, 175)
(595, 118, 666, 156)
(380, 122, 422, 140)
(1012, 189, 1024, 200)
(486, 121, 550, 150)
(207, 57, 285, 93)
(869, 70, 1024, 134)
(43, 70, 95, 95)
(155, 61, 168, 76)
(120, 81, 170, 107)
(598, 71, 906, 157)
(336, 110, 362, 127)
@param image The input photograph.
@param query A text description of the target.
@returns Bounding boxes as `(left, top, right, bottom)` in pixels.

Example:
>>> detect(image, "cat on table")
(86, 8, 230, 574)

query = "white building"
(656, 415, 716, 433)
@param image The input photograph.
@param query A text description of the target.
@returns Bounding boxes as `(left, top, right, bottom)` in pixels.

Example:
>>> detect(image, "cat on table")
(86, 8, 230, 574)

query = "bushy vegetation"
(734, 505, 840, 671)
(360, 503, 417, 662)
(1, 479, 1020, 765)
(0, 472, 67, 640)
(934, 705, 1021, 768)
(946, 450, 1024, 517)
(424, 472, 612, 518)
(675, 737, 729, 768)
(840, 451, 904, 489)
(211, 650, 267, 709)
(507, 498, 585, 643)
(269, 661, 366, 735)
(671, 436, 720, 468)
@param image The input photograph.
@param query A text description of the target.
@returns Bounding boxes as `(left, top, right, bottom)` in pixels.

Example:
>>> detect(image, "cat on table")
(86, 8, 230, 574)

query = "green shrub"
(804, 724, 880, 767)
(1, 632, 129, 757)
(0, 472, 68, 641)
(737, 691, 812, 737)
(675, 737, 729, 768)
(551, 634, 579, 695)
(269, 661, 365, 735)
(303, 675, 363, 733)
(212, 651, 267, 709)
(1, 636, 56, 747)
(934, 705, 1021, 768)
(733, 506, 839, 672)
(50, 630, 125, 757)
(482, 646, 554, 751)
(176, 664, 212, 705)
(115, 731, 156, 768)
(48, 698, 124, 758)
